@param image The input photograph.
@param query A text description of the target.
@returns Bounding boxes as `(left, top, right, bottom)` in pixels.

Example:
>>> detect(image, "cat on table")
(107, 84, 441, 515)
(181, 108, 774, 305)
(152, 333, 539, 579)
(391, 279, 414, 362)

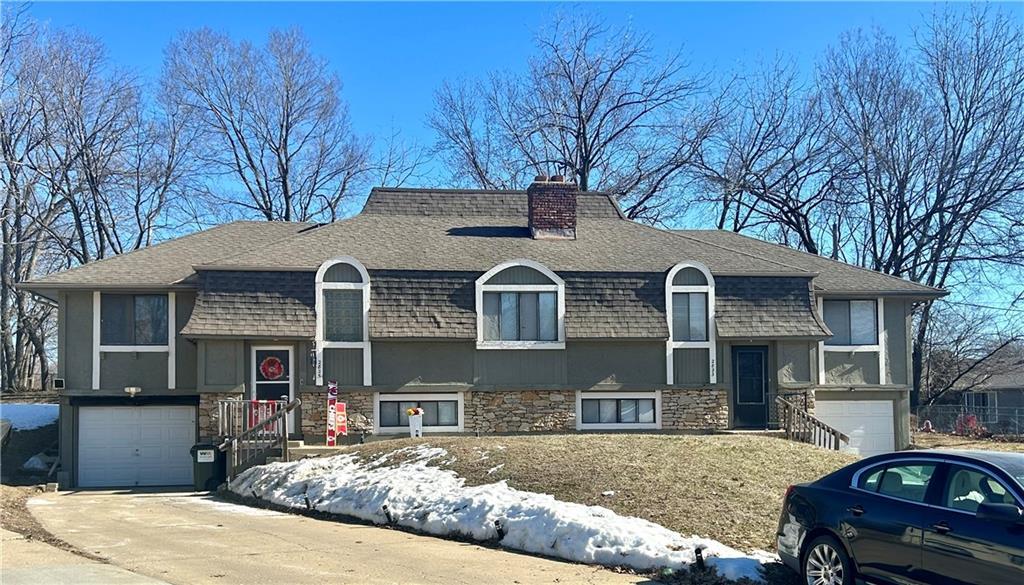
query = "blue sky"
(28, 1, 953, 151)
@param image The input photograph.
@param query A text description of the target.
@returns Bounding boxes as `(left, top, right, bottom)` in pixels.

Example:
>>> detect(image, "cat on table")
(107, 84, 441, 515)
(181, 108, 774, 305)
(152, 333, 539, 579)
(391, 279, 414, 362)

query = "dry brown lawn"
(344, 434, 857, 552)
(911, 432, 1024, 453)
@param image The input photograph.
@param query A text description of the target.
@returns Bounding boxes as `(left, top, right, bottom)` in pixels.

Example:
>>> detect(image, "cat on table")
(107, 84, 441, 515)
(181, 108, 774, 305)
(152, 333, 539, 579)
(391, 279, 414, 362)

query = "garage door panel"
(78, 405, 195, 488)
(815, 400, 894, 457)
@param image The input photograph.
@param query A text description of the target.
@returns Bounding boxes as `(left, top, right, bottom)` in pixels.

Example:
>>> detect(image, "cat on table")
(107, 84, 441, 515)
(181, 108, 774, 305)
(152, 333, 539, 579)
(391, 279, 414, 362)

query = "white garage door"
(78, 405, 195, 487)
(815, 400, 895, 457)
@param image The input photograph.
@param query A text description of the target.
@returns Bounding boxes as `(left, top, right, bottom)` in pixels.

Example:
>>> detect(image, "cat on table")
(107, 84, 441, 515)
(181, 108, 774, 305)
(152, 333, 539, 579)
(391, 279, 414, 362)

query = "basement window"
(374, 393, 463, 433)
(576, 391, 661, 430)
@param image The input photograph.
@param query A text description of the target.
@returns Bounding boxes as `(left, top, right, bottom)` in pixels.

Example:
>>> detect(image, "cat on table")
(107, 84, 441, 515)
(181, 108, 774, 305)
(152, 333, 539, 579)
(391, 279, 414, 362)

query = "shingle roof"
(715, 276, 831, 339)
(198, 189, 808, 275)
(676, 230, 944, 297)
(180, 271, 315, 338)
(24, 221, 311, 289)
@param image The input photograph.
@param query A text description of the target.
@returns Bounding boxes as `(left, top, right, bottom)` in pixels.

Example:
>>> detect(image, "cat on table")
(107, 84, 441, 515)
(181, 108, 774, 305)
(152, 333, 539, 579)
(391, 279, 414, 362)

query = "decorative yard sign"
(326, 381, 348, 446)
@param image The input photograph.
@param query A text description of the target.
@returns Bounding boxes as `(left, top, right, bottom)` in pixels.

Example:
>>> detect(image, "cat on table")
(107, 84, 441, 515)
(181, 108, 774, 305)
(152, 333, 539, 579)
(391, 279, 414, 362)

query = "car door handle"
(932, 522, 952, 535)
(847, 505, 865, 516)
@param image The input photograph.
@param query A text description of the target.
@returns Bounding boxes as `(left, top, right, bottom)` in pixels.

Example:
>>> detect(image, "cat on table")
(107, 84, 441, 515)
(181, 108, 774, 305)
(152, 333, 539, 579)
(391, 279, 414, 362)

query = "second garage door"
(78, 405, 196, 488)
(815, 400, 895, 457)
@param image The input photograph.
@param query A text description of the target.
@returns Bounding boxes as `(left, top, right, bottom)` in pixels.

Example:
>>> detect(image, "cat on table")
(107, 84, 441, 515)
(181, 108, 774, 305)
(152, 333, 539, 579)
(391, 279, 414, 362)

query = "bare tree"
(429, 14, 717, 222)
(2, 9, 191, 391)
(163, 28, 372, 222)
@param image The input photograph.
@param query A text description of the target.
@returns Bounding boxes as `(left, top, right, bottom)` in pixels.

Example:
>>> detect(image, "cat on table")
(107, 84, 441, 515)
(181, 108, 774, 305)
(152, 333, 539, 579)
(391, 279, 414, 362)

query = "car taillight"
(784, 485, 795, 500)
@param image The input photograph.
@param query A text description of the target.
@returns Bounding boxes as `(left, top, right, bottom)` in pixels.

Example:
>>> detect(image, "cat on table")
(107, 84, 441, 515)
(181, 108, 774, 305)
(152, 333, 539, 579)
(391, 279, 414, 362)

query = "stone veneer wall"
(301, 391, 374, 443)
(198, 391, 243, 440)
(660, 388, 729, 430)
(770, 388, 816, 426)
(464, 390, 576, 433)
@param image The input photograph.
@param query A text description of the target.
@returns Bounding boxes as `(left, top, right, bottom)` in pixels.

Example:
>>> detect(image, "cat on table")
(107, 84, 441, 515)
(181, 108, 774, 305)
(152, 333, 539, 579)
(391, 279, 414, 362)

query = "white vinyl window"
(576, 391, 661, 430)
(315, 257, 371, 386)
(475, 260, 565, 350)
(92, 291, 176, 390)
(665, 263, 716, 385)
(963, 391, 998, 424)
(373, 392, 464, 434)
(817, 296, 886, 385)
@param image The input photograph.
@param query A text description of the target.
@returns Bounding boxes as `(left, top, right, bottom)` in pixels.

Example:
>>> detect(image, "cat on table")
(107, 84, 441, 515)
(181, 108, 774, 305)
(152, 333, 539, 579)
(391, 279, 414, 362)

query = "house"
(21, 177, 945, 488)
(959, 351, 1024, 433)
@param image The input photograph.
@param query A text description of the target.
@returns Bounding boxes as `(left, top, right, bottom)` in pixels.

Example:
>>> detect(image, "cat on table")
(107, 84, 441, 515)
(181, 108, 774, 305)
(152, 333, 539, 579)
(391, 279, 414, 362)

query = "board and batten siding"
(59, 291, 94, 391)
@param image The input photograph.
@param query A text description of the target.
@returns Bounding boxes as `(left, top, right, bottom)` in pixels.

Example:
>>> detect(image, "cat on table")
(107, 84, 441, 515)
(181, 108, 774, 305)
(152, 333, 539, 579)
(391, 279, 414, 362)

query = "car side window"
(942, 465, 1017, 513)
(875, 464, 937, 503)
(858, 467, 885, 491)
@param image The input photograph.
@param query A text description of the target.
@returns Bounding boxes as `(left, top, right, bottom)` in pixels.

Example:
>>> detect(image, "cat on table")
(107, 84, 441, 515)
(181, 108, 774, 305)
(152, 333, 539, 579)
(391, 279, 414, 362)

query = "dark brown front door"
(732, 346, 768, 428)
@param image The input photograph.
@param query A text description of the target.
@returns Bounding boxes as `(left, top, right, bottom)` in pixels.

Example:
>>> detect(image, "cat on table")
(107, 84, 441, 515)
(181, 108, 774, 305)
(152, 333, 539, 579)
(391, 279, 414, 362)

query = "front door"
(732, 346, 768, 428)
(251, 346, 295, 427)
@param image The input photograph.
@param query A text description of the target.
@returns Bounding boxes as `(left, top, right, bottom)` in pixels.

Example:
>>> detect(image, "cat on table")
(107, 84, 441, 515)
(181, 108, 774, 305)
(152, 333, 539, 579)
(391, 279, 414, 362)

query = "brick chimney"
(527, 175, 577, 240)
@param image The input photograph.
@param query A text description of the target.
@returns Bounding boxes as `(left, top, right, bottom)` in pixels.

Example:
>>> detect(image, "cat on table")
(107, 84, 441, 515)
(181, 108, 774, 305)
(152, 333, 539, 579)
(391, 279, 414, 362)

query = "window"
(482, 292, 557, 341)
(859, 463, 937, 503)
(581, 398, 656, 424)
(379, 400, 459, 428)
(672, 293, 708, 342)
(942, 466, 1019, 513)
(100, 294, 168, 345)
(577, 392, 660, 429)
(315, 256, 371, 386)
(476, 260, 564, 349)
(665, 262, 716, 385)
(374, 393, 463, 433)
(823, 300, 878, 346)
(324, 290, 362, 342)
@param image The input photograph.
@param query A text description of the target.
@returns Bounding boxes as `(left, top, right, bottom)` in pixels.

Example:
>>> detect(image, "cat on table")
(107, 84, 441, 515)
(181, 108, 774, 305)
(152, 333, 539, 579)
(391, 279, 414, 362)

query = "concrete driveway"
(28, 490, 649, 585)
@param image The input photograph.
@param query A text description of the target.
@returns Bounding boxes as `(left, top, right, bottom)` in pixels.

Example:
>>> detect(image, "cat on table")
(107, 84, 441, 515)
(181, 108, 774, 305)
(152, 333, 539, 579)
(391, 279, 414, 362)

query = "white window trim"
(475, 259, 566, 350)
(315, 256, 372, 386)
(576, 391, 662, 430)
(92, 291, 175, 391)
(665, 262, 716, 385)
(373, 392, 464, 434)
(817, 296, 886, 385)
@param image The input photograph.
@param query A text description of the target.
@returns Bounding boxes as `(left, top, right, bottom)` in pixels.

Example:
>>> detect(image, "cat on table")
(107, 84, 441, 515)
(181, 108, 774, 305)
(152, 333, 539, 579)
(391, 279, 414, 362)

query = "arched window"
(475, 259, 565, 349)
(665, 262, 716, 385)
(315, 256, 371, 386)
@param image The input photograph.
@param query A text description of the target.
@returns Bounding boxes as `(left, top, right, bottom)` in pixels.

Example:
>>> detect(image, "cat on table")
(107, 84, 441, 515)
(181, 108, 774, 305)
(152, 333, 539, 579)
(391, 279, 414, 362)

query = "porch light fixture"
(124, 386, 142, 398)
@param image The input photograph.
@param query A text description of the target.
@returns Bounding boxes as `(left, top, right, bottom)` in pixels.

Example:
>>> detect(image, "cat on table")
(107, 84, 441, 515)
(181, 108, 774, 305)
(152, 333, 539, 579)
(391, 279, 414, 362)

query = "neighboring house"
(21, 178, 945, 488)
(960, 358, 1024, 431)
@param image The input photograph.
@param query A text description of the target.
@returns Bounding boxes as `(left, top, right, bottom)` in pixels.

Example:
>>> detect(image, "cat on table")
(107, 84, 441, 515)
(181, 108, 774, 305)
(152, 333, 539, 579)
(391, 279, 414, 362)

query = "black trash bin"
(190, 442, 226, 491)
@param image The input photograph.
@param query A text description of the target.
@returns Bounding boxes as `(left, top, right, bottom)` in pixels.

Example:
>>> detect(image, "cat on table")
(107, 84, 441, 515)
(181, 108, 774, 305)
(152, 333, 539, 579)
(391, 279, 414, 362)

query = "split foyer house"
(21, 177, 945, 488)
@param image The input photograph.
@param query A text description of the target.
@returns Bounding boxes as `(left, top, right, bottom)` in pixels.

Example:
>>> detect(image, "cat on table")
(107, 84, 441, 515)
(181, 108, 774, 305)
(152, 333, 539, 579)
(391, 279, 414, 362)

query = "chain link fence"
(915, 404, 1023, 437)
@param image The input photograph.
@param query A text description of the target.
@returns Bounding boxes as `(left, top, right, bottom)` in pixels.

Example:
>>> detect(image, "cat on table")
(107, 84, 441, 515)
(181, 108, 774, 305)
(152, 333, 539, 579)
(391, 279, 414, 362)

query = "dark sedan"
(777, 450, 1024, 585)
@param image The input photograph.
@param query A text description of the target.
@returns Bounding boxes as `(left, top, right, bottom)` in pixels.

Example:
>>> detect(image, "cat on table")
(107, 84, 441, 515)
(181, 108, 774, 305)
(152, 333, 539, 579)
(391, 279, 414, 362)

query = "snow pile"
(0, 403, 58, 431)
(231, 445, 776, 582)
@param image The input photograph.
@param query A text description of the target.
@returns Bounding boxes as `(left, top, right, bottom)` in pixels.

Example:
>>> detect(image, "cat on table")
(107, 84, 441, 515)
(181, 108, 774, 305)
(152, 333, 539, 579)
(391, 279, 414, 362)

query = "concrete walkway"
(1, 527, 171, 585)
(28, 490, 650, 585)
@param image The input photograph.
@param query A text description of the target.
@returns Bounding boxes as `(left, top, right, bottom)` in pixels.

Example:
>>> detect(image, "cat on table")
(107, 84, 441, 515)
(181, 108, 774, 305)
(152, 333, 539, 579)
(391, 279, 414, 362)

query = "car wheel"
(802, 535, 854, 585)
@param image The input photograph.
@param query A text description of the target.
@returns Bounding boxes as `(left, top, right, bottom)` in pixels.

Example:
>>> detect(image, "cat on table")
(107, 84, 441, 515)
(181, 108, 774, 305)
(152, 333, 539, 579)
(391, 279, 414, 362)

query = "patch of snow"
(22, 454, 50, 471)
(230, 445, 776, 582)
(0, 403, 58, 431)
(486, 464, 504, 475)
(26, 498, 54, 506)
(601, 490, 615, 497)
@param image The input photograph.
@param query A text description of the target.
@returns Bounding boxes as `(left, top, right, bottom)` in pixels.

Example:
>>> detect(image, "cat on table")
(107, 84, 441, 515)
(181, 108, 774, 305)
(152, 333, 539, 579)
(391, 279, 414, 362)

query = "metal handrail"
(218, 398, 302, 480)
(776, 396, 849, 451)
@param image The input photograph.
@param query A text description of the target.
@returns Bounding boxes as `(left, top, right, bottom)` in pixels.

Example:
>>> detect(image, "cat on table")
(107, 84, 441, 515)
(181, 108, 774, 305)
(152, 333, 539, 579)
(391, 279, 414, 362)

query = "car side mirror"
(976, 502, 1024, 525)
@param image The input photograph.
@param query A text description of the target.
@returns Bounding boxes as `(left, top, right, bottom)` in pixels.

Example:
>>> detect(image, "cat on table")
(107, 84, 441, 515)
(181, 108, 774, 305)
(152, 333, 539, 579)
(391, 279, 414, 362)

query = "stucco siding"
(372, 342, 474, 386)
(175, 292, 197, 390)
(778, 341, 813, 385)
(884, 298, 910, 386)
(825, 351, 880, 385)
(568, 341, 665, 387)
(61, 291, 93, 390)
(100, 352, 168, 391)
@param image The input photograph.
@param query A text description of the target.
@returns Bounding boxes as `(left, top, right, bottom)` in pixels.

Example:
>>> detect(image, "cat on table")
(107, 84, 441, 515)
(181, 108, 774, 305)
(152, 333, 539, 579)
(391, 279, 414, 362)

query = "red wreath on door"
(259, 356, 285, 381)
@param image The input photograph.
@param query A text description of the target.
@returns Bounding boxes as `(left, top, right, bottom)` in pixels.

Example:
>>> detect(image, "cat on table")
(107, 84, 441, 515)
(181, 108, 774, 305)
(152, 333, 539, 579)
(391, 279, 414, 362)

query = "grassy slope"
(911, 432, 1024, 453)
(346, 434, 857, 551)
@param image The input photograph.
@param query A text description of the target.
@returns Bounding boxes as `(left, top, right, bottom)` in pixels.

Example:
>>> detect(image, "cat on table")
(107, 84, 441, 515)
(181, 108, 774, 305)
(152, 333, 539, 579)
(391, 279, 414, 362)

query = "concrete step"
(286, 440, 305, 449)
